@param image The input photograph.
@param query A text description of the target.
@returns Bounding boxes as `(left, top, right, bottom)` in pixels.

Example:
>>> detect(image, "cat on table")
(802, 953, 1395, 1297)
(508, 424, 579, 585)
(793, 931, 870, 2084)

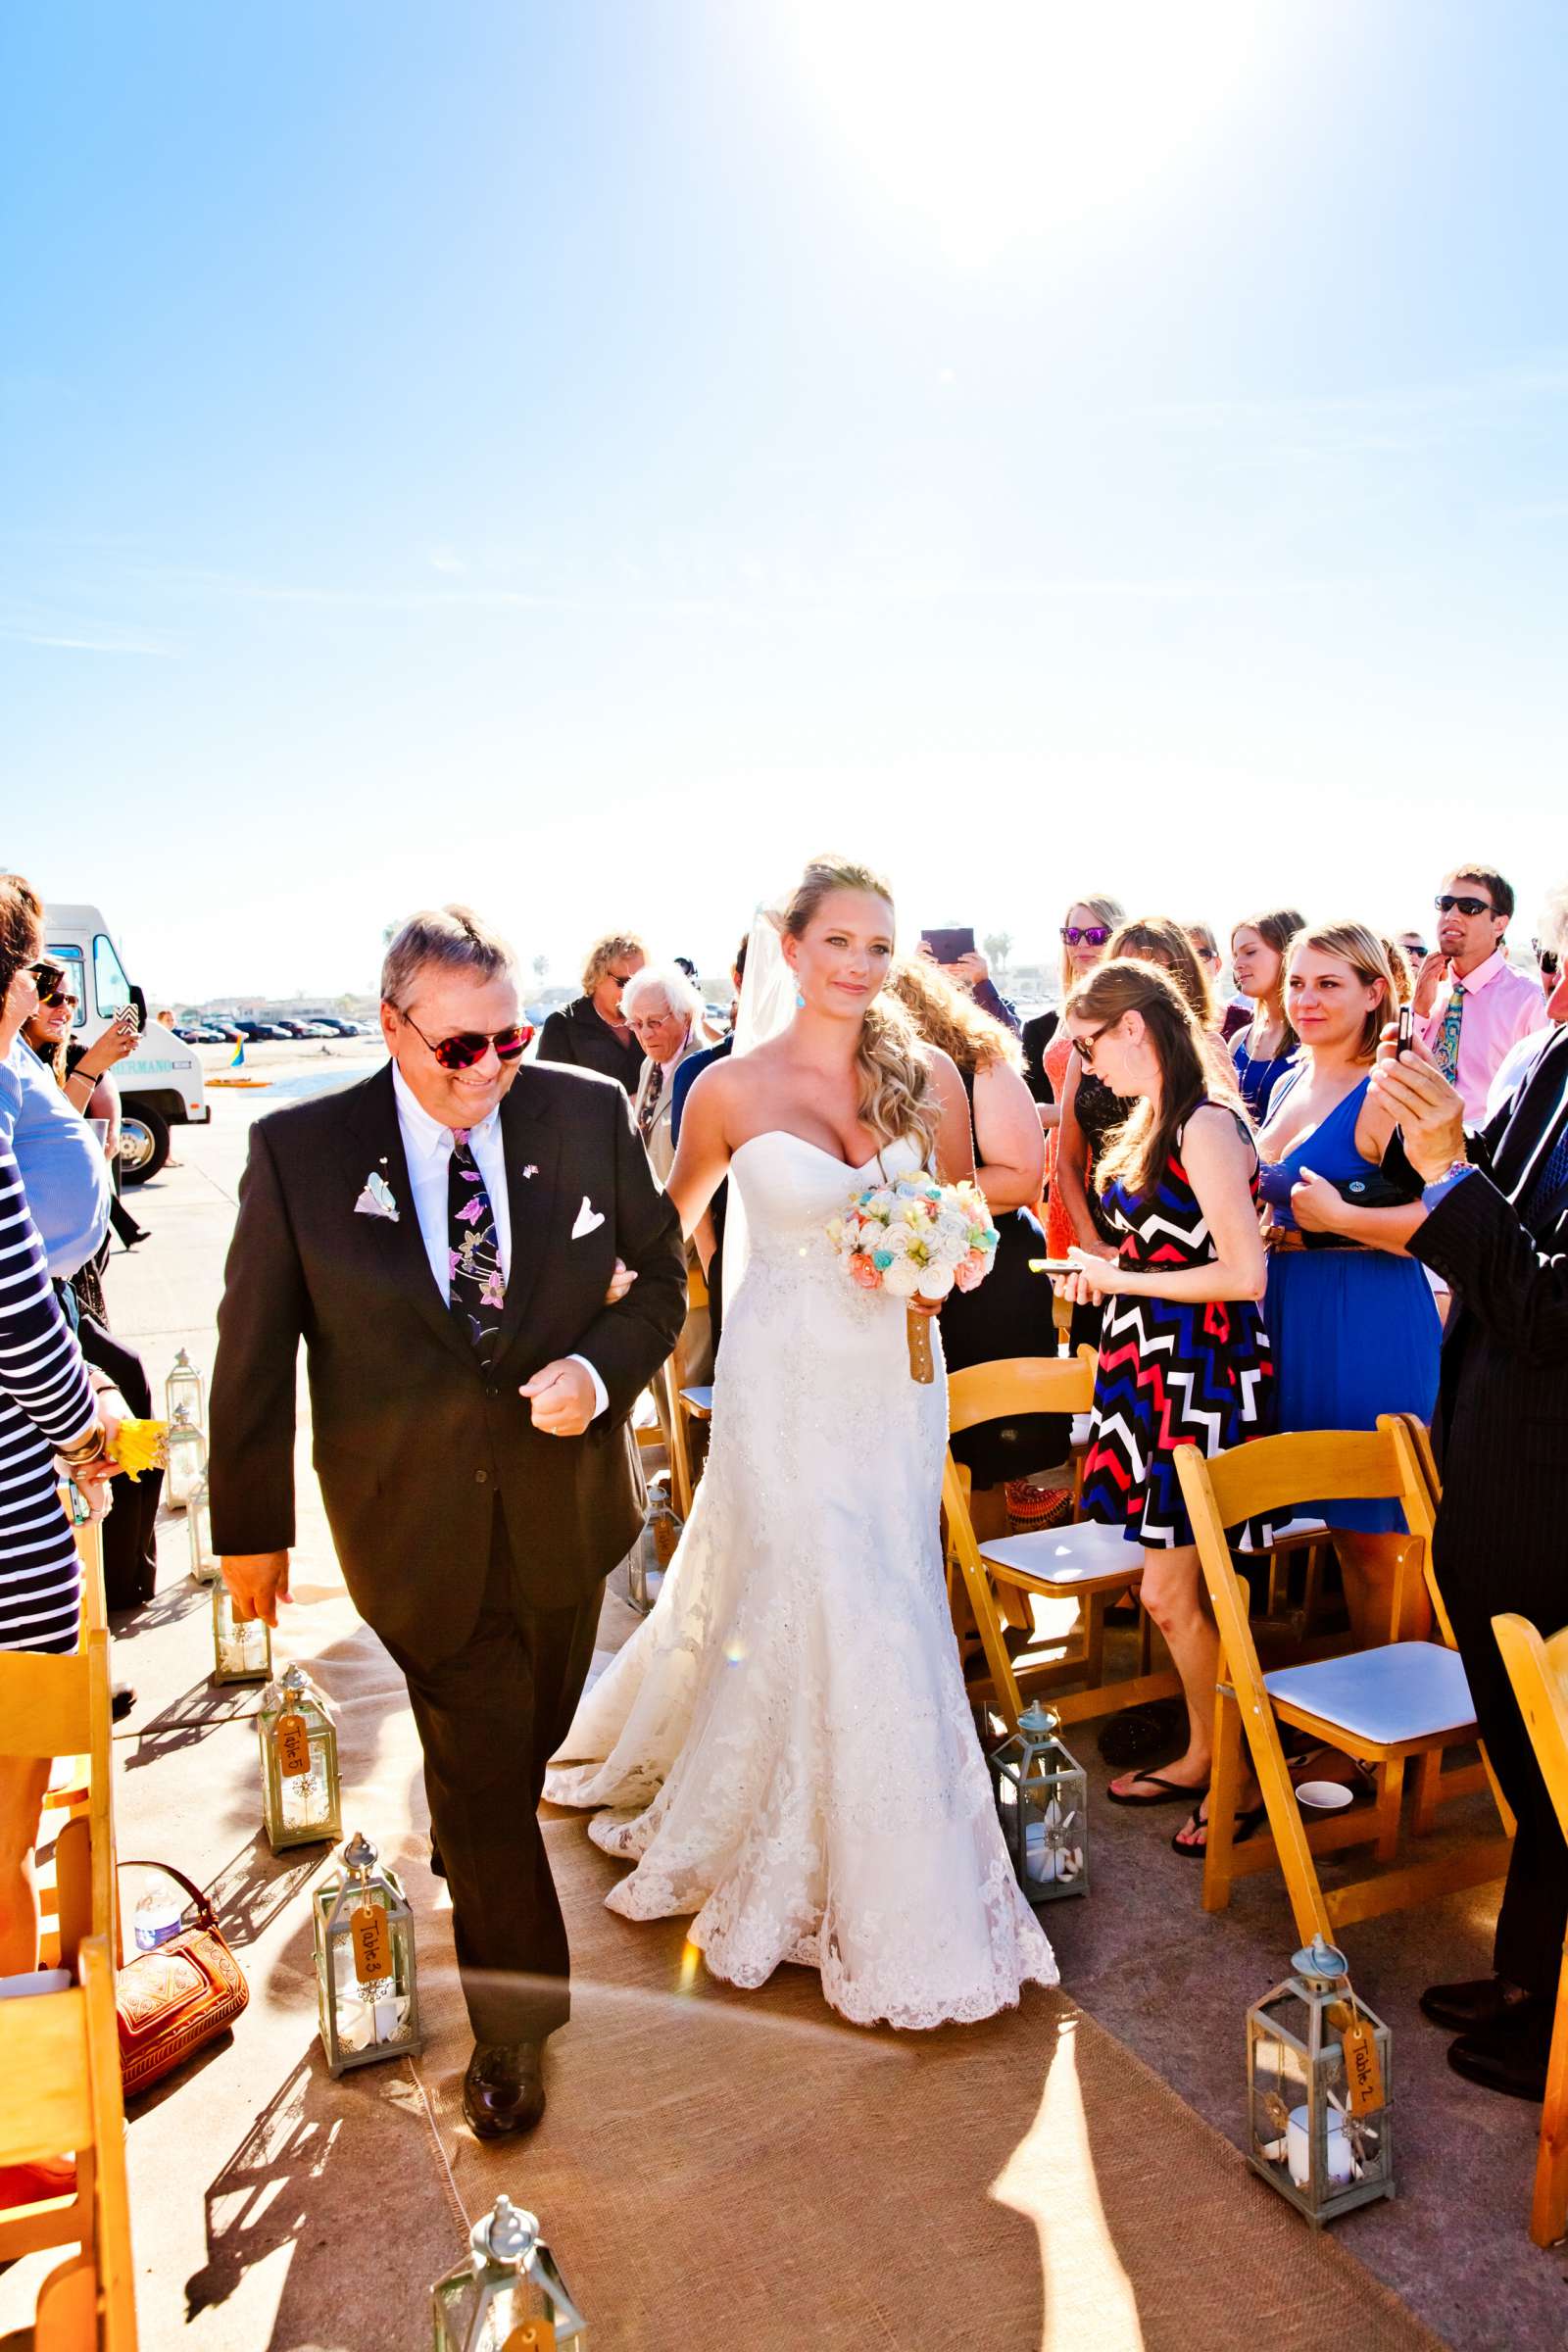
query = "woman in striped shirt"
(0, 880, 119, 1974)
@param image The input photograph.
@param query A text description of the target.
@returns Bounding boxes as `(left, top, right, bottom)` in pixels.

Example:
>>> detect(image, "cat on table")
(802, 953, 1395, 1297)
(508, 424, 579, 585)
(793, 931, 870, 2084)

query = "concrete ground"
(3, 1040, 1565, 2347)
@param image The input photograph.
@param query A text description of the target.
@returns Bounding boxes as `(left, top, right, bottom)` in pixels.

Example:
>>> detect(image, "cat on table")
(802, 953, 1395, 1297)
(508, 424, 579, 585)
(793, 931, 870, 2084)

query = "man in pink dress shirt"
(1414, 863, 1545, 1125)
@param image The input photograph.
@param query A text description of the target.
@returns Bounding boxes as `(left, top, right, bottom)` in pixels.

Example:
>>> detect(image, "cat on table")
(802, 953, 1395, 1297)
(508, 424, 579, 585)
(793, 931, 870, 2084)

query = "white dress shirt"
(391, 1062, 606, 1417)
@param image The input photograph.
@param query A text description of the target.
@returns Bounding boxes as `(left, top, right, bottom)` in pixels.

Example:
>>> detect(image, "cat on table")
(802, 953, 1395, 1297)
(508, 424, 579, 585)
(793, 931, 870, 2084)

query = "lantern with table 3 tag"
(1247, 1936, 1394, 2226)
(186, 1477, 218, 1583)
(165, 1402, 207, 1509)
(164, 1347, 205, 1428)
(430, 2195, 589, 2351)
(257, 1662, 341, 1849)
(988, 1700, 1089, 1900)
(313, 1831, 422, 2075)
(211, 1580, 272, 1685)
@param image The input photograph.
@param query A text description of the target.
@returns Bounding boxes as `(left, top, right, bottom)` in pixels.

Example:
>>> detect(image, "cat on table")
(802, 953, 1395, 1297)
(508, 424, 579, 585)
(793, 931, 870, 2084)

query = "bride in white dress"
(544, 857, 1055, 2029)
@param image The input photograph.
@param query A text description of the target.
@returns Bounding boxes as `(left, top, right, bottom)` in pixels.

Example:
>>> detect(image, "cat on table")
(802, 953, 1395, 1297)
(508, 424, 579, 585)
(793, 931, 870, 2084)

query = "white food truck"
(41, 903, 210, 1183)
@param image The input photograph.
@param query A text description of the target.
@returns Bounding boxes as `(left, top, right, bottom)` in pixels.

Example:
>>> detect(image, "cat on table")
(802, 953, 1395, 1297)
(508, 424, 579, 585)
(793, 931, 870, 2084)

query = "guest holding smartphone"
(1229, 907, 1304, 1122)
(1053, 959, 1273, 1848)
(1256, 923, 1441, 1646)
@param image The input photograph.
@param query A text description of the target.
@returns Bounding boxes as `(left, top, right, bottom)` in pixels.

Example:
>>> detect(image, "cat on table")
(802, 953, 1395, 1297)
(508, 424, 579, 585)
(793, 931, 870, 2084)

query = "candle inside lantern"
(330, 1936, 411, 2050)
(1023, 1804, 1085, 1886)
(1287, 2103, 1354, 2189)
(279, 1766, 328, 1832)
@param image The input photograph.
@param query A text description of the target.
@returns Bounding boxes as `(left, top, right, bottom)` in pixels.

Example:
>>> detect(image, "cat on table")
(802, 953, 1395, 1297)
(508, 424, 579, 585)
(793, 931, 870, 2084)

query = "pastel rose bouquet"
(826, 1176, 1000, 1382)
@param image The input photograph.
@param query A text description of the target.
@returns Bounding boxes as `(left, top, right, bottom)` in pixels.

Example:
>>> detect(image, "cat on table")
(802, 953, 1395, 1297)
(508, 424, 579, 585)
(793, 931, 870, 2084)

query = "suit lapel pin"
(523, 1164, 538, 1180)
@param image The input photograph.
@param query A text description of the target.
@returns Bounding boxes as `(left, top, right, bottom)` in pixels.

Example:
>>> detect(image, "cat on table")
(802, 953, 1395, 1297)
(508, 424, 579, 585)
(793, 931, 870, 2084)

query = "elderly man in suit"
(1365, 893, 1568, 2101)
(210, 906, 686, 2139)
(625, 960, 713, 1410)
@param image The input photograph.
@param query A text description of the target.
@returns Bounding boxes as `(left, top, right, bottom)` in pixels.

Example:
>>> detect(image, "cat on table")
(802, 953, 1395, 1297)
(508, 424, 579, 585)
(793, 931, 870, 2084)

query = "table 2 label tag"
(1341, 2017, 1385, 2117)
(351, 1902, 391, 1984)
(501, 2324, 553, 2350)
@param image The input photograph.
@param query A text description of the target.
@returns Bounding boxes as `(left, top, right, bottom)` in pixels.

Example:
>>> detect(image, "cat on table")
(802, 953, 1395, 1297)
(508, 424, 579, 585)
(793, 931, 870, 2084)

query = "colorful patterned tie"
(638, 1061, 663, 1143)
(1434, 982, 1465, 1085)
(448, 1129, 506, 1366)
(1523, 1118, 1568, 1234)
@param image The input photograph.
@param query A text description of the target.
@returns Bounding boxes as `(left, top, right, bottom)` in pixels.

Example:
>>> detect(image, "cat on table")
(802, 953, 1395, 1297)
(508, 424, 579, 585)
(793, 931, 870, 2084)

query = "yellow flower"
(115, 1418, 169, 1482)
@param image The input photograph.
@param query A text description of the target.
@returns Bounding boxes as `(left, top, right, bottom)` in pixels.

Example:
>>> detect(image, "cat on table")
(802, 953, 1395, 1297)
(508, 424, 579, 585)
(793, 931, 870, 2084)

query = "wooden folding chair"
(5, 1632, 118, 1978)
(0, 1936, 138, 2348)
(944, 1353, 1181, 1735)
(1492, 1611, 1568, 2248)
(1176, 1419, 1511, 1942)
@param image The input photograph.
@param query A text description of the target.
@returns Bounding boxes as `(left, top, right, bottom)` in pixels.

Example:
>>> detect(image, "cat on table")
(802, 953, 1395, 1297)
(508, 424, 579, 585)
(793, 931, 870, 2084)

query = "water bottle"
(133, 1887, 184, 1951)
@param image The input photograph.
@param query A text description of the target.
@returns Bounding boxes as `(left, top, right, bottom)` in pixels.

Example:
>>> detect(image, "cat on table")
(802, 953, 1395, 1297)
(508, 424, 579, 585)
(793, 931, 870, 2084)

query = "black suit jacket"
(1405, 1025, 1568, 1595)
(535, 996, 646, 1096)
(209, 1059, 686, 1658)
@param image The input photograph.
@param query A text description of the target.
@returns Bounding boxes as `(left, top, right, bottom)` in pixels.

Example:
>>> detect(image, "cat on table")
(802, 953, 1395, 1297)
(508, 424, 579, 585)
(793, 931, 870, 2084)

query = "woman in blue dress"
(1230, 906, 1304, 1122)
(1256, 921, 1441, 1643)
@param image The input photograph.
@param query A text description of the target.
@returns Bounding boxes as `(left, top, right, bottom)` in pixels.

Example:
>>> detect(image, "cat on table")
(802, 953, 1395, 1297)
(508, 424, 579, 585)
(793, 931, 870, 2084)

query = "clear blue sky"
(3, 2, 1564, 1002)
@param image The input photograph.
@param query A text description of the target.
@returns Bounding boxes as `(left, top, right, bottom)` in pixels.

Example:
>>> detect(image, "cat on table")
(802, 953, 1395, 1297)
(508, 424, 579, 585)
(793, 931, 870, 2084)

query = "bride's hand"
(603, 1257, 638, 1306)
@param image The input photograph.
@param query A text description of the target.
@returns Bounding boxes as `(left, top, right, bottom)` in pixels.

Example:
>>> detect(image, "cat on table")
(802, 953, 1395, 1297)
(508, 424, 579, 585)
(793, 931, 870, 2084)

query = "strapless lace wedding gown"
(544, 1130, 1056, 2029)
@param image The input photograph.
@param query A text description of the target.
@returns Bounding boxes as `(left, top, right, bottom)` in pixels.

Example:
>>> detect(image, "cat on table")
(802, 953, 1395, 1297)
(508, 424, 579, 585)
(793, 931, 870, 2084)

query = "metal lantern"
(1248, 1936, 1394, 2226)
(257, 1662, 341, 1850)
(212, 1581, 272, 1686)
(164, 1347, 205, 1428)
(165, 1403, 208, 1509)
(989, 1700, 1089, 1901)
(313, 1831, 422, 2075)
(431, 2196, 589, 2352)
(186, 1478, 218, 1583)
(628, 1474, 678, 1614)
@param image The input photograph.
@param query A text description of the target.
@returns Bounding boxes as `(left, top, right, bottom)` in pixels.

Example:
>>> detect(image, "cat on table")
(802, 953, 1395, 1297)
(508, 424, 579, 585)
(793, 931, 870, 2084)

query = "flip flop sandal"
(1106, 1771, 1210, 1808)
(1172, 1799, 1267, 1857)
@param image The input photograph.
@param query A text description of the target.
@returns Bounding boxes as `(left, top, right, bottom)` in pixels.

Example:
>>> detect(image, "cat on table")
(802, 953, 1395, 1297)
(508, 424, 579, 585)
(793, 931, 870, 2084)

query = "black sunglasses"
(36, 983, 79, 1009)
(1061, 924, 1112, 949)
(1434, 894, 1494, 918)
(1070, 1018, 1115, 1069)
(400, 1012, 532, 1072)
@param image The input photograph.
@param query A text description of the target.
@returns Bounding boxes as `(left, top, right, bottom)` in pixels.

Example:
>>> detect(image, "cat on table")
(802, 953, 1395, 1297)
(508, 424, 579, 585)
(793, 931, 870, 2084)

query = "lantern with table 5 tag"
(165, 1401, 207, 1509)
(430, 2195, 589, 2351)
(257, 1662, 341, 1849)
(313, 1831, 422, 2075)
(1248, 1936, 1394, 2226)
(988, 1700, 1089, 1900)
(211, 1580, 272, 1686)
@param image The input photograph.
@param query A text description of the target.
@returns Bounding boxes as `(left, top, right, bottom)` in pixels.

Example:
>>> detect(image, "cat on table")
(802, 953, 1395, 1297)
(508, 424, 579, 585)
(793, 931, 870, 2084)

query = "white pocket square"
(570, 1196, 605, 1241)
(355, 1170, 400, 1222)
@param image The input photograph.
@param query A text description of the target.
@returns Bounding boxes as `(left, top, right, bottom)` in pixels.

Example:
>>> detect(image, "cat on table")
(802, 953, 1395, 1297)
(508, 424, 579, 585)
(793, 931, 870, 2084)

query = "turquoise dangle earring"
(795, 990, 806, 1009)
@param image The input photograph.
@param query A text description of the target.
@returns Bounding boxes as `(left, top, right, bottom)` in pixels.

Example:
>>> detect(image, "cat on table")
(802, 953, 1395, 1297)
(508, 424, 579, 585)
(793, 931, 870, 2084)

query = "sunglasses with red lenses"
(402, 1012, 533, 1071)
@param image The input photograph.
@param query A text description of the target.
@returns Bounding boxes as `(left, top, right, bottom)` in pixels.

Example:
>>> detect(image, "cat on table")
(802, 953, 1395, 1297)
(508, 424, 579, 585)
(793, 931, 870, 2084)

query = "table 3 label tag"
(351, 1902, 391, 1984)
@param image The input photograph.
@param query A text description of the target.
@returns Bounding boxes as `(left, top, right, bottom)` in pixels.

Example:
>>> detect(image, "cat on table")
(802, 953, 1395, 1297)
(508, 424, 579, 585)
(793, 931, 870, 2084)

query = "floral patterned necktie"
(1434, 982, 1465, 1085)
(448, 1129, 506, 1366)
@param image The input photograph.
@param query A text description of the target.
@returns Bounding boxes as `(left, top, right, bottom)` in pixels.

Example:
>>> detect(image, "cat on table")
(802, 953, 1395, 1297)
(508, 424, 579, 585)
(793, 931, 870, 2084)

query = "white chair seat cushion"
(1269, 1516, 1328, 1544)
(680, 1386, 713, 1414)
(1069, 1414, 1093, 1447)
(979, 1520, 1134, 1591)
(1262, 1642, 1476, 1744)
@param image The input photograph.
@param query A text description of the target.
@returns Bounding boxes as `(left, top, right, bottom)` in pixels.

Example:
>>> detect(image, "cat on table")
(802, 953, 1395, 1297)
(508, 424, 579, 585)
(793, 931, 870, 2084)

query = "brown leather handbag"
(116, 1860, 248, 2098)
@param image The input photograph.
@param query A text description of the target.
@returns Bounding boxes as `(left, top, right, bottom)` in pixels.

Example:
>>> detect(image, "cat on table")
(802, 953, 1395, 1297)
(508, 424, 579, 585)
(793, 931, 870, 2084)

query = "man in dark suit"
(1370, 964, 1568, 2100)
(210, 906, 686, 2137)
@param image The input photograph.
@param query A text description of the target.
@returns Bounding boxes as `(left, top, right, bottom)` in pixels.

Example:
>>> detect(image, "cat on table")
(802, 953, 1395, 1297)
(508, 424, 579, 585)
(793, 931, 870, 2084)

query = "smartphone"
(1028, 1258, 1083, 1277)
(921, 926, 976, 965)
(114, 1003, 141, 1033)
(1396, 1004, 1413, 1055)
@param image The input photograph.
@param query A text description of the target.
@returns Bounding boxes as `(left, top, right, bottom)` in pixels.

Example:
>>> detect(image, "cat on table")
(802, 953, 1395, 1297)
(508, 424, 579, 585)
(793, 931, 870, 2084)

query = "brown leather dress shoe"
(1419, 1974, 1537, 2034)
(463, 2040, 547, 2139)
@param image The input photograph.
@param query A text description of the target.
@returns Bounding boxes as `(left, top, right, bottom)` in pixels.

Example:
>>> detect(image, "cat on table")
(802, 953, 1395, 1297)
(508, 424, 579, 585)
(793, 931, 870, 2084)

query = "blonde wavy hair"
(1288, 921, 1396, 1060)
(886, 955, 1020, 1078)
(580, 930, 648, 996)
(782, 857, 940, 1155)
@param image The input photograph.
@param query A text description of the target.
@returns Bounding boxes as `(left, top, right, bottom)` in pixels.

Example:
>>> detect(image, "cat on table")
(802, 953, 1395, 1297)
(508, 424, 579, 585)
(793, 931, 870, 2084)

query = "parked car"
(233, 1018, 292, 1043)
(309, 1016, 364, 1037)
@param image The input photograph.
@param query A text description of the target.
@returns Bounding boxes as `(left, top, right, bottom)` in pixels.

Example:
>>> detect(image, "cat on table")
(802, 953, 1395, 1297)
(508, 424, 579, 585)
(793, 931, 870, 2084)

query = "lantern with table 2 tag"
(1247, 1935, 1394, 2226)
(313, 1831, 422, 2075)
(186, 1476, 218, 1584)
(211, 1580, 272, 1686)
(257, 1662, 341, 1849)
(164, 1347, 204, 1428)
(988, 1700, 1089, 1900)
(165, 1401, 207, 1509)
(431, 2195, 589, 2352)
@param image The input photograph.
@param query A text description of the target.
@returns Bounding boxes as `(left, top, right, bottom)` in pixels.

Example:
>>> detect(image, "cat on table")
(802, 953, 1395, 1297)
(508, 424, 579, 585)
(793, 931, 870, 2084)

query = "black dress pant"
(68, 1300, 164, 1611)
(1443, 1552, 1568, 2001)
(383, 1506, 603, 2046)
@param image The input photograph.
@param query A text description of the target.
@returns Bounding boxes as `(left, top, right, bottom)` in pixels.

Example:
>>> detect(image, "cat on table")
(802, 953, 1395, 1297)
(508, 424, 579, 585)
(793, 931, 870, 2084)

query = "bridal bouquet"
(827, 1177, 999, 1383)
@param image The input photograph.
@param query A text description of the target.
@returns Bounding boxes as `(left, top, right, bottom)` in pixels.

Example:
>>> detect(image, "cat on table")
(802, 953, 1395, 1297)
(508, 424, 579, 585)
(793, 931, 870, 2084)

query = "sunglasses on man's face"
(401, 1011, 532, 1071)
(1061, 924, 1112, 949)
(1434, 894, 1494, 918)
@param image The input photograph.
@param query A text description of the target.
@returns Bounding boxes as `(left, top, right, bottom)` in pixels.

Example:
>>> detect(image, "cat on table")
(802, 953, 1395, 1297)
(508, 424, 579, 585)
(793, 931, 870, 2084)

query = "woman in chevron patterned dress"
(1051, 957, 1275, 1856)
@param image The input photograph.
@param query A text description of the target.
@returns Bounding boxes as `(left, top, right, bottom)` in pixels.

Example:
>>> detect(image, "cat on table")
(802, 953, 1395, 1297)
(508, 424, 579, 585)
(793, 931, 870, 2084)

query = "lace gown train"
(543, 1131, 1056, 2029)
